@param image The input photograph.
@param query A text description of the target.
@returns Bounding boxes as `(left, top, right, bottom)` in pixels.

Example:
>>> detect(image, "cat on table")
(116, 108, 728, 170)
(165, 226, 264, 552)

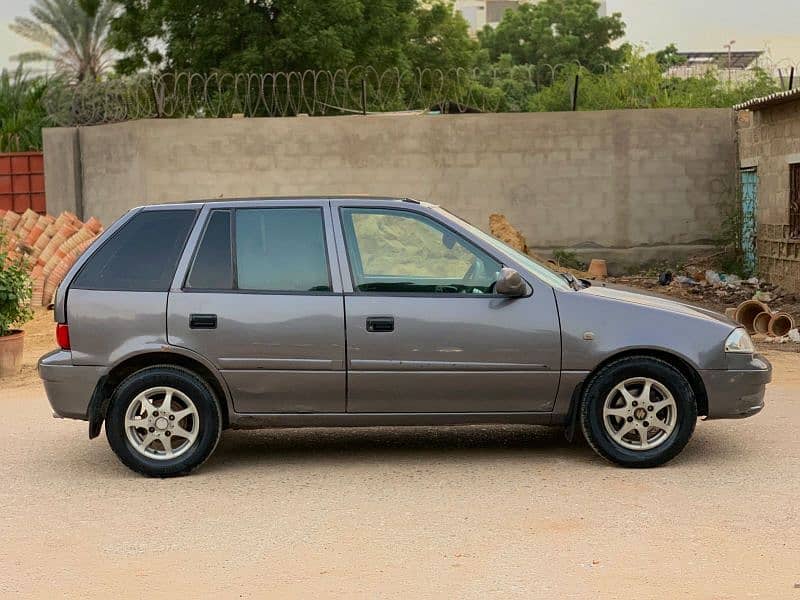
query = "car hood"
(578, 282, 739, 328)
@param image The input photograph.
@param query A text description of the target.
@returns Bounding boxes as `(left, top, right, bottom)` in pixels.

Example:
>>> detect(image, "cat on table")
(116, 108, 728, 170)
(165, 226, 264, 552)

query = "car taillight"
(56, 323, 71, 350)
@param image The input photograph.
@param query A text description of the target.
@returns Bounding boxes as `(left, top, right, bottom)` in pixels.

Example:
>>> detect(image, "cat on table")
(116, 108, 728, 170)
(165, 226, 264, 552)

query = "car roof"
(139, 195, 423, 211)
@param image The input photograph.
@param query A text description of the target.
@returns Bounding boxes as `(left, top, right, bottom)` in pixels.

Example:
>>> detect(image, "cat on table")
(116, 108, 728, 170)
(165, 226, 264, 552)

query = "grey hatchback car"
(39, 197, 771, 477)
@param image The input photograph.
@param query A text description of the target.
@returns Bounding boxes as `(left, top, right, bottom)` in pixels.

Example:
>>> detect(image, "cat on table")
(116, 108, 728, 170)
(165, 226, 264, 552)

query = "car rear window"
(71, 209, 196, 292)
(186, 210, 233, 290)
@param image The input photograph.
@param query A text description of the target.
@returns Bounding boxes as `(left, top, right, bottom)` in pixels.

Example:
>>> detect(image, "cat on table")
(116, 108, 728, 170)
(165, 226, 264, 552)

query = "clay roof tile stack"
(0, 208, 103, 307)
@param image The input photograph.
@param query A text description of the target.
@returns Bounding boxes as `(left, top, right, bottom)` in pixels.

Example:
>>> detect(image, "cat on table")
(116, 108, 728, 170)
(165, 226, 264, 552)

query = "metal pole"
(724, 40, 735, 84)
(361, 79, 367, 116)
(790, 67, 795, 91)
(571, 74, 580, 111)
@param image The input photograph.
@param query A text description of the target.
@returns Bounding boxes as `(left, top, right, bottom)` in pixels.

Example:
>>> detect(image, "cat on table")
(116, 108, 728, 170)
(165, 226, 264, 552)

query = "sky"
(0, 0, 798, 71)
(606, 0, 800, 67)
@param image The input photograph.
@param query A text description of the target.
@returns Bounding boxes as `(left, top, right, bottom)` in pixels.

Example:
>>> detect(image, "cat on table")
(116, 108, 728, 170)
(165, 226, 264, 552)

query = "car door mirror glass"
(495, 267, 527, 297)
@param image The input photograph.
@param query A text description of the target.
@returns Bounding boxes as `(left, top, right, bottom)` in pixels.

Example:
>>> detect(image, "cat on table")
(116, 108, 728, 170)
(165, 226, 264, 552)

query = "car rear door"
(167, 200, 346, 414)
(331, 200, 561, 414)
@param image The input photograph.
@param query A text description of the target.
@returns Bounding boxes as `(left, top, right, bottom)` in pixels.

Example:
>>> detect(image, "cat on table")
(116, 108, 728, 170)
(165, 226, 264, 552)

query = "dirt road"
(1, 351, 799, 598)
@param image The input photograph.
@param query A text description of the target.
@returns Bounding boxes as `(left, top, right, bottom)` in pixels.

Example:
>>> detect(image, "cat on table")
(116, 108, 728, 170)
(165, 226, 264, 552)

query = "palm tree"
(9, 0, 116, 82)
(0, 65, 49, 152)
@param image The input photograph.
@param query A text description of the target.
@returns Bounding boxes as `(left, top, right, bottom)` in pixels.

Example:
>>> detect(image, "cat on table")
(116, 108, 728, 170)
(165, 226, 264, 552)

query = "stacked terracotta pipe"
(729, 300, 797, 339)
(0, 208, 103, 307)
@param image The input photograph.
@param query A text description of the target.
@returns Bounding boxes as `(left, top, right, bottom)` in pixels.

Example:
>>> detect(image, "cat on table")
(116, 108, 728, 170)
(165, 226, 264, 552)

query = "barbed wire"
(43, 65, 579, 125)
(43, 58, 800, 127)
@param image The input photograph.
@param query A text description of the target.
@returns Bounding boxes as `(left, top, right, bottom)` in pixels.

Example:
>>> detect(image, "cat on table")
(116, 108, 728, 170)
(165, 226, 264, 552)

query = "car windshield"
(437, 207, 573, 291)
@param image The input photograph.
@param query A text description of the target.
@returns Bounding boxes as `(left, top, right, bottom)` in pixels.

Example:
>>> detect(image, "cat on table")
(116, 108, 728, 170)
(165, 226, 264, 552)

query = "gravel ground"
(1, 350, 799, 599)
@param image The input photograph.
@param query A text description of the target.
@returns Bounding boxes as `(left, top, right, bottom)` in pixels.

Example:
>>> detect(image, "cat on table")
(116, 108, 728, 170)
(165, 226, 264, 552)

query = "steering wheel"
(463, 258, 480, 283)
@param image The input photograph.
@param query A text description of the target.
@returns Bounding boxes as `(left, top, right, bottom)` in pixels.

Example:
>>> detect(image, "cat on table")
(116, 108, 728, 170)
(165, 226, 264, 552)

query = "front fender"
(555, 287, 734, 371)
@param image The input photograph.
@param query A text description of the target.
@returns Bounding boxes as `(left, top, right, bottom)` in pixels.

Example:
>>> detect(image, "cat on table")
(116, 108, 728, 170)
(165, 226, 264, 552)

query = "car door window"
(235, 208, 331, 292)
(340, 208, 501, 294)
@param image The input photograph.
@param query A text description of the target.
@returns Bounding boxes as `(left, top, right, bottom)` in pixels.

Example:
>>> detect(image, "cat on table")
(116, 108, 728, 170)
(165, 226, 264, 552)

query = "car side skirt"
(228, 411, 558, 429)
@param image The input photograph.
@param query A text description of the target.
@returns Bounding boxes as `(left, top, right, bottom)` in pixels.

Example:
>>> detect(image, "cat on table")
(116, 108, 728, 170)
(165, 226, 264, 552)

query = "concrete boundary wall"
(44, 109, 736, 269)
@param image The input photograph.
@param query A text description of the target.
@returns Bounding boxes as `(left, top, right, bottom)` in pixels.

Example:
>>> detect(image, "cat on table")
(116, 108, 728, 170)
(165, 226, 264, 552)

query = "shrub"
(552, 248, 586, 271)
(0, 229, 33, 336)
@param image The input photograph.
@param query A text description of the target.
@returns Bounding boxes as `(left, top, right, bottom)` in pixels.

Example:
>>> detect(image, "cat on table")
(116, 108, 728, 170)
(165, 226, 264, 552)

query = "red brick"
(30, 174, 44, 193)
(11, 155, 28, 173)
(12, 175, 29, 193)
(29, 154, 43, 172)
(12, 195, 31, 212)
(31, 194, 46, 213)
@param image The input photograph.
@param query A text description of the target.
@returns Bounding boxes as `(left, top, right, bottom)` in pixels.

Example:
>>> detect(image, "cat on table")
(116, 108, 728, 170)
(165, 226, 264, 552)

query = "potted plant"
(0, 228, 33, 377)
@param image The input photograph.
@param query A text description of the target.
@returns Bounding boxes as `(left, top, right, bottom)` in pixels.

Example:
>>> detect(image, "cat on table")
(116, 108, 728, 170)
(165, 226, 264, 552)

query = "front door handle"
(366, 316, 394, 333)
(190, 314, 217, 329)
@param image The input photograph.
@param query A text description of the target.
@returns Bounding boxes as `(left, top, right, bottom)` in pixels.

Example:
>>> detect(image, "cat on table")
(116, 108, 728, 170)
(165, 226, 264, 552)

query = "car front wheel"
(580, 356, 698, 468)
(105, 366, 222, 477)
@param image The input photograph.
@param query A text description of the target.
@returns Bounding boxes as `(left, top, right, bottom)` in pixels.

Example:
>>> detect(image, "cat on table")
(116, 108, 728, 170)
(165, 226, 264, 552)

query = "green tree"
(478, 0, 627, 70)
(268, 0, 416, 72)
(110, 0, 477, 74)
(406, 1, 479, 72)
(653, 43, 686, 72)
(9, 0, 116, 81)
(110, 0, 280, 74)
(473, 54, 541, 111)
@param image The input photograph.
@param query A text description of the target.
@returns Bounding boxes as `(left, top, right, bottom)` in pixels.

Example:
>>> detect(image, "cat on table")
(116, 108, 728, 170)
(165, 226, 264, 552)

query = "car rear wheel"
(105, 366, 222, 477)
(580, 356, 697, 468)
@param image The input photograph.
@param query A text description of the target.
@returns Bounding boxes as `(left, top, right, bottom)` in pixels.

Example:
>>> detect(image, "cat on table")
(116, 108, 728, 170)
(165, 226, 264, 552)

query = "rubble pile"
(613, 268, 782, 305)
(0, 208, 103, 307)
(489, 213, 529, 254)
(610, 267, 800, 345)
(488, 213, 590, 276)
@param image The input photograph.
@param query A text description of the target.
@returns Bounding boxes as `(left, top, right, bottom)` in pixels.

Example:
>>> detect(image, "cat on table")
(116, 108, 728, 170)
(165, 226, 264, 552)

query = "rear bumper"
(700, 354, 772, 420)
(38, 350, 102, 421)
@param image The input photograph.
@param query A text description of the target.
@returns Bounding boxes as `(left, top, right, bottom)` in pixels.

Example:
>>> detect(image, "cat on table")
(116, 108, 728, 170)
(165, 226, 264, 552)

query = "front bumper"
(38, 350, 103, 421)
(700, 354, 772, 420)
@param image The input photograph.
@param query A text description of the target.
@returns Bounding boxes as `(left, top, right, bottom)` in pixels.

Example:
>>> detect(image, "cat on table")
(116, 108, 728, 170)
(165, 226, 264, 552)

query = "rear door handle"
(190, 314, 217, 329)
(366, 316, 394, 333)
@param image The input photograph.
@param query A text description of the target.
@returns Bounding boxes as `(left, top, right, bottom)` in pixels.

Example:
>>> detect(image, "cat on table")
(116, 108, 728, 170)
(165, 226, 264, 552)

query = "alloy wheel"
(602, 377, 678, 451)
(124, 386, 200, 460)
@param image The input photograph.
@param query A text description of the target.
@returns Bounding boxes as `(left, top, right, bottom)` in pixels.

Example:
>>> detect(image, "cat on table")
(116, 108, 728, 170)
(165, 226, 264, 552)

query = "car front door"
(168, 201, 346, 414)
(332, 201, 561, 413)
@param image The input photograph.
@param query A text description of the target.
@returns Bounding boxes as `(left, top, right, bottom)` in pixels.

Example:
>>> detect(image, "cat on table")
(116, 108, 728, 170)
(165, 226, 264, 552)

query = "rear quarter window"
(185, 210, 233, 290)
(71, 210, 196, 292)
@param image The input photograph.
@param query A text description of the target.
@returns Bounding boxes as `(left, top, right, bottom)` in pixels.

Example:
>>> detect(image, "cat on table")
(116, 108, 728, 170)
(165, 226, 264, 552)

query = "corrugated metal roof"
(733, 87, 800, 111)
(678, 51, 763, 70)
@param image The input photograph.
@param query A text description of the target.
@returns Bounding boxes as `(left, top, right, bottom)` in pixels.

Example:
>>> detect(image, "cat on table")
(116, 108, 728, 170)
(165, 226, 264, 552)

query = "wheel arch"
(583, 348, 708, 417)
(88, 350, 232, 439)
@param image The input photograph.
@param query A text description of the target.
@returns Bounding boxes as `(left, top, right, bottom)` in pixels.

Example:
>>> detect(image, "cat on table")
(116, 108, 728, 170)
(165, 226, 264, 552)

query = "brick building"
(735, 88, 800, 290)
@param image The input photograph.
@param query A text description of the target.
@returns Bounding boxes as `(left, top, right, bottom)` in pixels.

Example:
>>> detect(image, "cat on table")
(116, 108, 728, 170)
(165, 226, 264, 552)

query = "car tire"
(105, 365, 222, 478)
(580, 356, 697, 468)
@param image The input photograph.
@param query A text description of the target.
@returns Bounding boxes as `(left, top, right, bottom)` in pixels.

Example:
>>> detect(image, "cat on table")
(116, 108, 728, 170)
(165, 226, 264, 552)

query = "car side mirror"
(495, 267, 527, 297)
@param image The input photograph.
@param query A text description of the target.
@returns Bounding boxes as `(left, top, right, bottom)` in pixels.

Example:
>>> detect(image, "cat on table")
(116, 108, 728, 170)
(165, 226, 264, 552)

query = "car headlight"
(725, 328, 755, 353)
